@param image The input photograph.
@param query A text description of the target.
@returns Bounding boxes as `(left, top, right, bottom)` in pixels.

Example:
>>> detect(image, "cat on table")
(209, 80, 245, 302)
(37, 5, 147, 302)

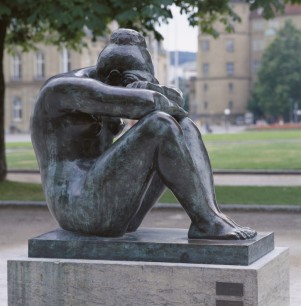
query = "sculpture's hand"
(127, 81, 187, 119)
(127, 81, 164, 93)
(127, 81, 184, 107)
(154, 93, 187, 119)
(160, 86, 184, 108)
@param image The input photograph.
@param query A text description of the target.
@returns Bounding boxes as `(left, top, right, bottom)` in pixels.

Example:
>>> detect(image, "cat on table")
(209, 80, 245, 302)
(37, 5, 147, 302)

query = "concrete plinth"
(8, 248, 289, 306)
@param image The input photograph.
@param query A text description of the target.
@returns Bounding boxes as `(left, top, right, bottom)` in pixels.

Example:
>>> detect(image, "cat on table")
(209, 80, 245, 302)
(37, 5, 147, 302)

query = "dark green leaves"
(2, 0, 301, 52)
(249, 21, 301, 121)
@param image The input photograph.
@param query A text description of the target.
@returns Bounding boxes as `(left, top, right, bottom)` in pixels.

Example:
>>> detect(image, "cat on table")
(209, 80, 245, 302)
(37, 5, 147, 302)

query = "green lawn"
(160, 187, 301, 205)
(6, 142, 38, 170)
(202, 130, 301, 170)
(5, 130, 301, 170)
(0, 181, 44, 201)
(1, 181, 300, 205)
(3, 131, 300, 204)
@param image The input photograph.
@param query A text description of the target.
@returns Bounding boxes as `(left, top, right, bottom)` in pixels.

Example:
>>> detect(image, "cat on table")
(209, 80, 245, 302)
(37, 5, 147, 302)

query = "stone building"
(195, 2, 301, 124)
(4, 34, 167, 133)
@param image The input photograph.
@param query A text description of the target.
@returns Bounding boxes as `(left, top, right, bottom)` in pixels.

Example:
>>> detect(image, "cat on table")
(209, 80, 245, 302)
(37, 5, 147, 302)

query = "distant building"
(195, 2, 301, 124)
(4, 33, 167, 133)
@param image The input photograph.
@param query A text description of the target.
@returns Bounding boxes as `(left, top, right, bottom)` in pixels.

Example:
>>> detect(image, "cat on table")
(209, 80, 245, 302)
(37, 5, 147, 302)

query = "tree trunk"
(0, 20, 7, 181)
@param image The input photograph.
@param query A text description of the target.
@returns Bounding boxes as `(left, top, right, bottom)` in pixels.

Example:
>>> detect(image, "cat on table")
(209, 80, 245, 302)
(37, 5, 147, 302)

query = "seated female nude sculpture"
(31, 28, 256, 240)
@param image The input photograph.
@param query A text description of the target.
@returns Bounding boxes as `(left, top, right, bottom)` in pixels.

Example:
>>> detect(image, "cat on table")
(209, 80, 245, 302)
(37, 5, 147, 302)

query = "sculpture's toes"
(188, 223, 257, 240)
(245, 228, 257, 239)
(234, 228, 257, 240)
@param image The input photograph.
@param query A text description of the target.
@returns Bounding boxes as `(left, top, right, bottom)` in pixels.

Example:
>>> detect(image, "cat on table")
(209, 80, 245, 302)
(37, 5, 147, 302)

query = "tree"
(0, 0, 300, 180)
(249, 20, 301, 122)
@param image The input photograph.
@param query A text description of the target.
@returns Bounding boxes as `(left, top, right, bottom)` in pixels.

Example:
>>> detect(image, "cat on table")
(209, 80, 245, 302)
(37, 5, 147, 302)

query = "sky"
(157, 6, 198, 53)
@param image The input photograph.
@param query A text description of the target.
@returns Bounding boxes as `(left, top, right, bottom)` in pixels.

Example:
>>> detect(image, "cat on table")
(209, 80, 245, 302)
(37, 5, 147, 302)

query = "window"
(265, 16, 279, 37)
(203, 83, 208, 92)
(204, 101, 208, 110)
(252, 20, 264, 32)
(228, 82, 234, 93)
(201, 40, 210, 52)
(202, 63, 209, 77)
(226, 40, 234, 52)
(60, 48, 71, 73)
(226, 62, 234, 76)
(268, 20, 279, 30)
(13, 97, 22, 122)
(12, 54, 22, 80)
(35, 51, 45, 79)
(252, 39, 264, 51)
(228, 100, 234, 110)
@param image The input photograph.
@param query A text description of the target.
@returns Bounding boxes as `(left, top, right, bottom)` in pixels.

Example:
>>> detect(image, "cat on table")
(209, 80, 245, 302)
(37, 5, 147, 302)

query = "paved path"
(5, 134, 31, 142)
(0, 206, 300, 305)
(7, 172, 301, 186)
(214, 173, 301, 186)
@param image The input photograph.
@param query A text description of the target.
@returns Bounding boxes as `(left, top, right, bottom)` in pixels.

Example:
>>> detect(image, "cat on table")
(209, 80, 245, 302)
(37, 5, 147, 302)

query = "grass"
(5, 130, 301, 170)
(0, 181, 44, 201)
(202, 130, 301, 142)
(0, 181, 300, 205)
(159, 186, 301, 205)
(6, 142, 35, 149)
(6, 141, 38, 170)
(3, 130, 300, 205)
(202, 130, 301, 170)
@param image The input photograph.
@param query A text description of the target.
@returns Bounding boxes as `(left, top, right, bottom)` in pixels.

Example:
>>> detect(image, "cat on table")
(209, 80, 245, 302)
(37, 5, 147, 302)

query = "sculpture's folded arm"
(39, 77, 186, 120)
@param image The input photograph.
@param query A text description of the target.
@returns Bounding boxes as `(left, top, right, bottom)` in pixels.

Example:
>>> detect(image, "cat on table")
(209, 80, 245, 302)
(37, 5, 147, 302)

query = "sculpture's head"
(96, 28, 158, 86)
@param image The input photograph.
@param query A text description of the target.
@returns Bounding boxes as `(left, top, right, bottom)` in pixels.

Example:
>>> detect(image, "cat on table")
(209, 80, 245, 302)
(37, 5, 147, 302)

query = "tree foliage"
(0, 0, 297, 51)
(249, 20, 301, 122)
(0, 0, 301, 180)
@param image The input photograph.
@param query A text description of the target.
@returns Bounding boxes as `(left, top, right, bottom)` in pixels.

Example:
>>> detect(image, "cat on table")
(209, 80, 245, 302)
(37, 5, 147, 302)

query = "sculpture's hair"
(96, 28, 154, 83)
(110, 28, 147, 48)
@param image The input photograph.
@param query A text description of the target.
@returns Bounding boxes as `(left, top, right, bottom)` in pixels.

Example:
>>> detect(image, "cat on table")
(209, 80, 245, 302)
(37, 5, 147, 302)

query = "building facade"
(4, 34, 167, 133)
(195, 3, 301, 124)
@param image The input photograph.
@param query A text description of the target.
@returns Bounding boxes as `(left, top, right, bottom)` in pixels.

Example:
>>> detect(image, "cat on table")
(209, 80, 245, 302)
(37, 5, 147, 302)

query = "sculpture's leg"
(126, 173, 165, 232)
(147, 117, 256, 240)
(178, 117, 254, 234)
(74, 111, 255, 239)
(126, 116, 221, 232)
(128, 118, 255, 239)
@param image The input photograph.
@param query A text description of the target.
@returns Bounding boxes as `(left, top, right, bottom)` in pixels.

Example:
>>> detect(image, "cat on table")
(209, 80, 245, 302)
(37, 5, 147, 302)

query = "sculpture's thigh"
(54, 112, 168, 236)
(50, 111, 180, 236)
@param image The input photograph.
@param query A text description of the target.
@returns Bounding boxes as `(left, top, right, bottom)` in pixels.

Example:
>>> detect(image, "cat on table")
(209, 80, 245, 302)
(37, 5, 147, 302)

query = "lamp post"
(224, 108, 231, 132)
(296, 110, 301, 123)
(293, 102, 299, 123)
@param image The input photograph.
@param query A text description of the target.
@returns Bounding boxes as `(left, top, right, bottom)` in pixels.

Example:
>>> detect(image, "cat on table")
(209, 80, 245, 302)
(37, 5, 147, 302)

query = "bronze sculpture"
(31, 28, 256, 240)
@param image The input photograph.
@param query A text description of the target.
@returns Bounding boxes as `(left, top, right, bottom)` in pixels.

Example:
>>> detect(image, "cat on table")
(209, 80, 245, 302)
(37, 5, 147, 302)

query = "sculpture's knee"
(141, 111, 182, 138)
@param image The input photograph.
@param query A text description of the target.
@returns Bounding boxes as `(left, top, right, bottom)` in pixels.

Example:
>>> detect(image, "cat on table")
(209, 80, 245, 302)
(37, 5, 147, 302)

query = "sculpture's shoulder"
(42, 66, 96, 88)
(34, 66, 97, 111)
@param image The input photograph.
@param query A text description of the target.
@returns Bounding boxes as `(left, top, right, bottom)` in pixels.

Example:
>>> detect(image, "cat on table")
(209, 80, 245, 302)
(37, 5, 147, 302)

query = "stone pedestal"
(8, 248, 289, 306)
(8, 228, 289, 305)
(28, 228, 274, 266)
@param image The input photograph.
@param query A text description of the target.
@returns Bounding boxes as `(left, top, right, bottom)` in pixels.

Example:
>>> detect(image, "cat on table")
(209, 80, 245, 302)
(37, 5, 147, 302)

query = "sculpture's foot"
(188, 217, 257, 240)
(220, 212, 254, 232)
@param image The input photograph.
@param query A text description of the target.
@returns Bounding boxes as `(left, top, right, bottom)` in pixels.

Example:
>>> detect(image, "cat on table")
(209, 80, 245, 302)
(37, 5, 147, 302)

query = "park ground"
(1, 128, 301, 305)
